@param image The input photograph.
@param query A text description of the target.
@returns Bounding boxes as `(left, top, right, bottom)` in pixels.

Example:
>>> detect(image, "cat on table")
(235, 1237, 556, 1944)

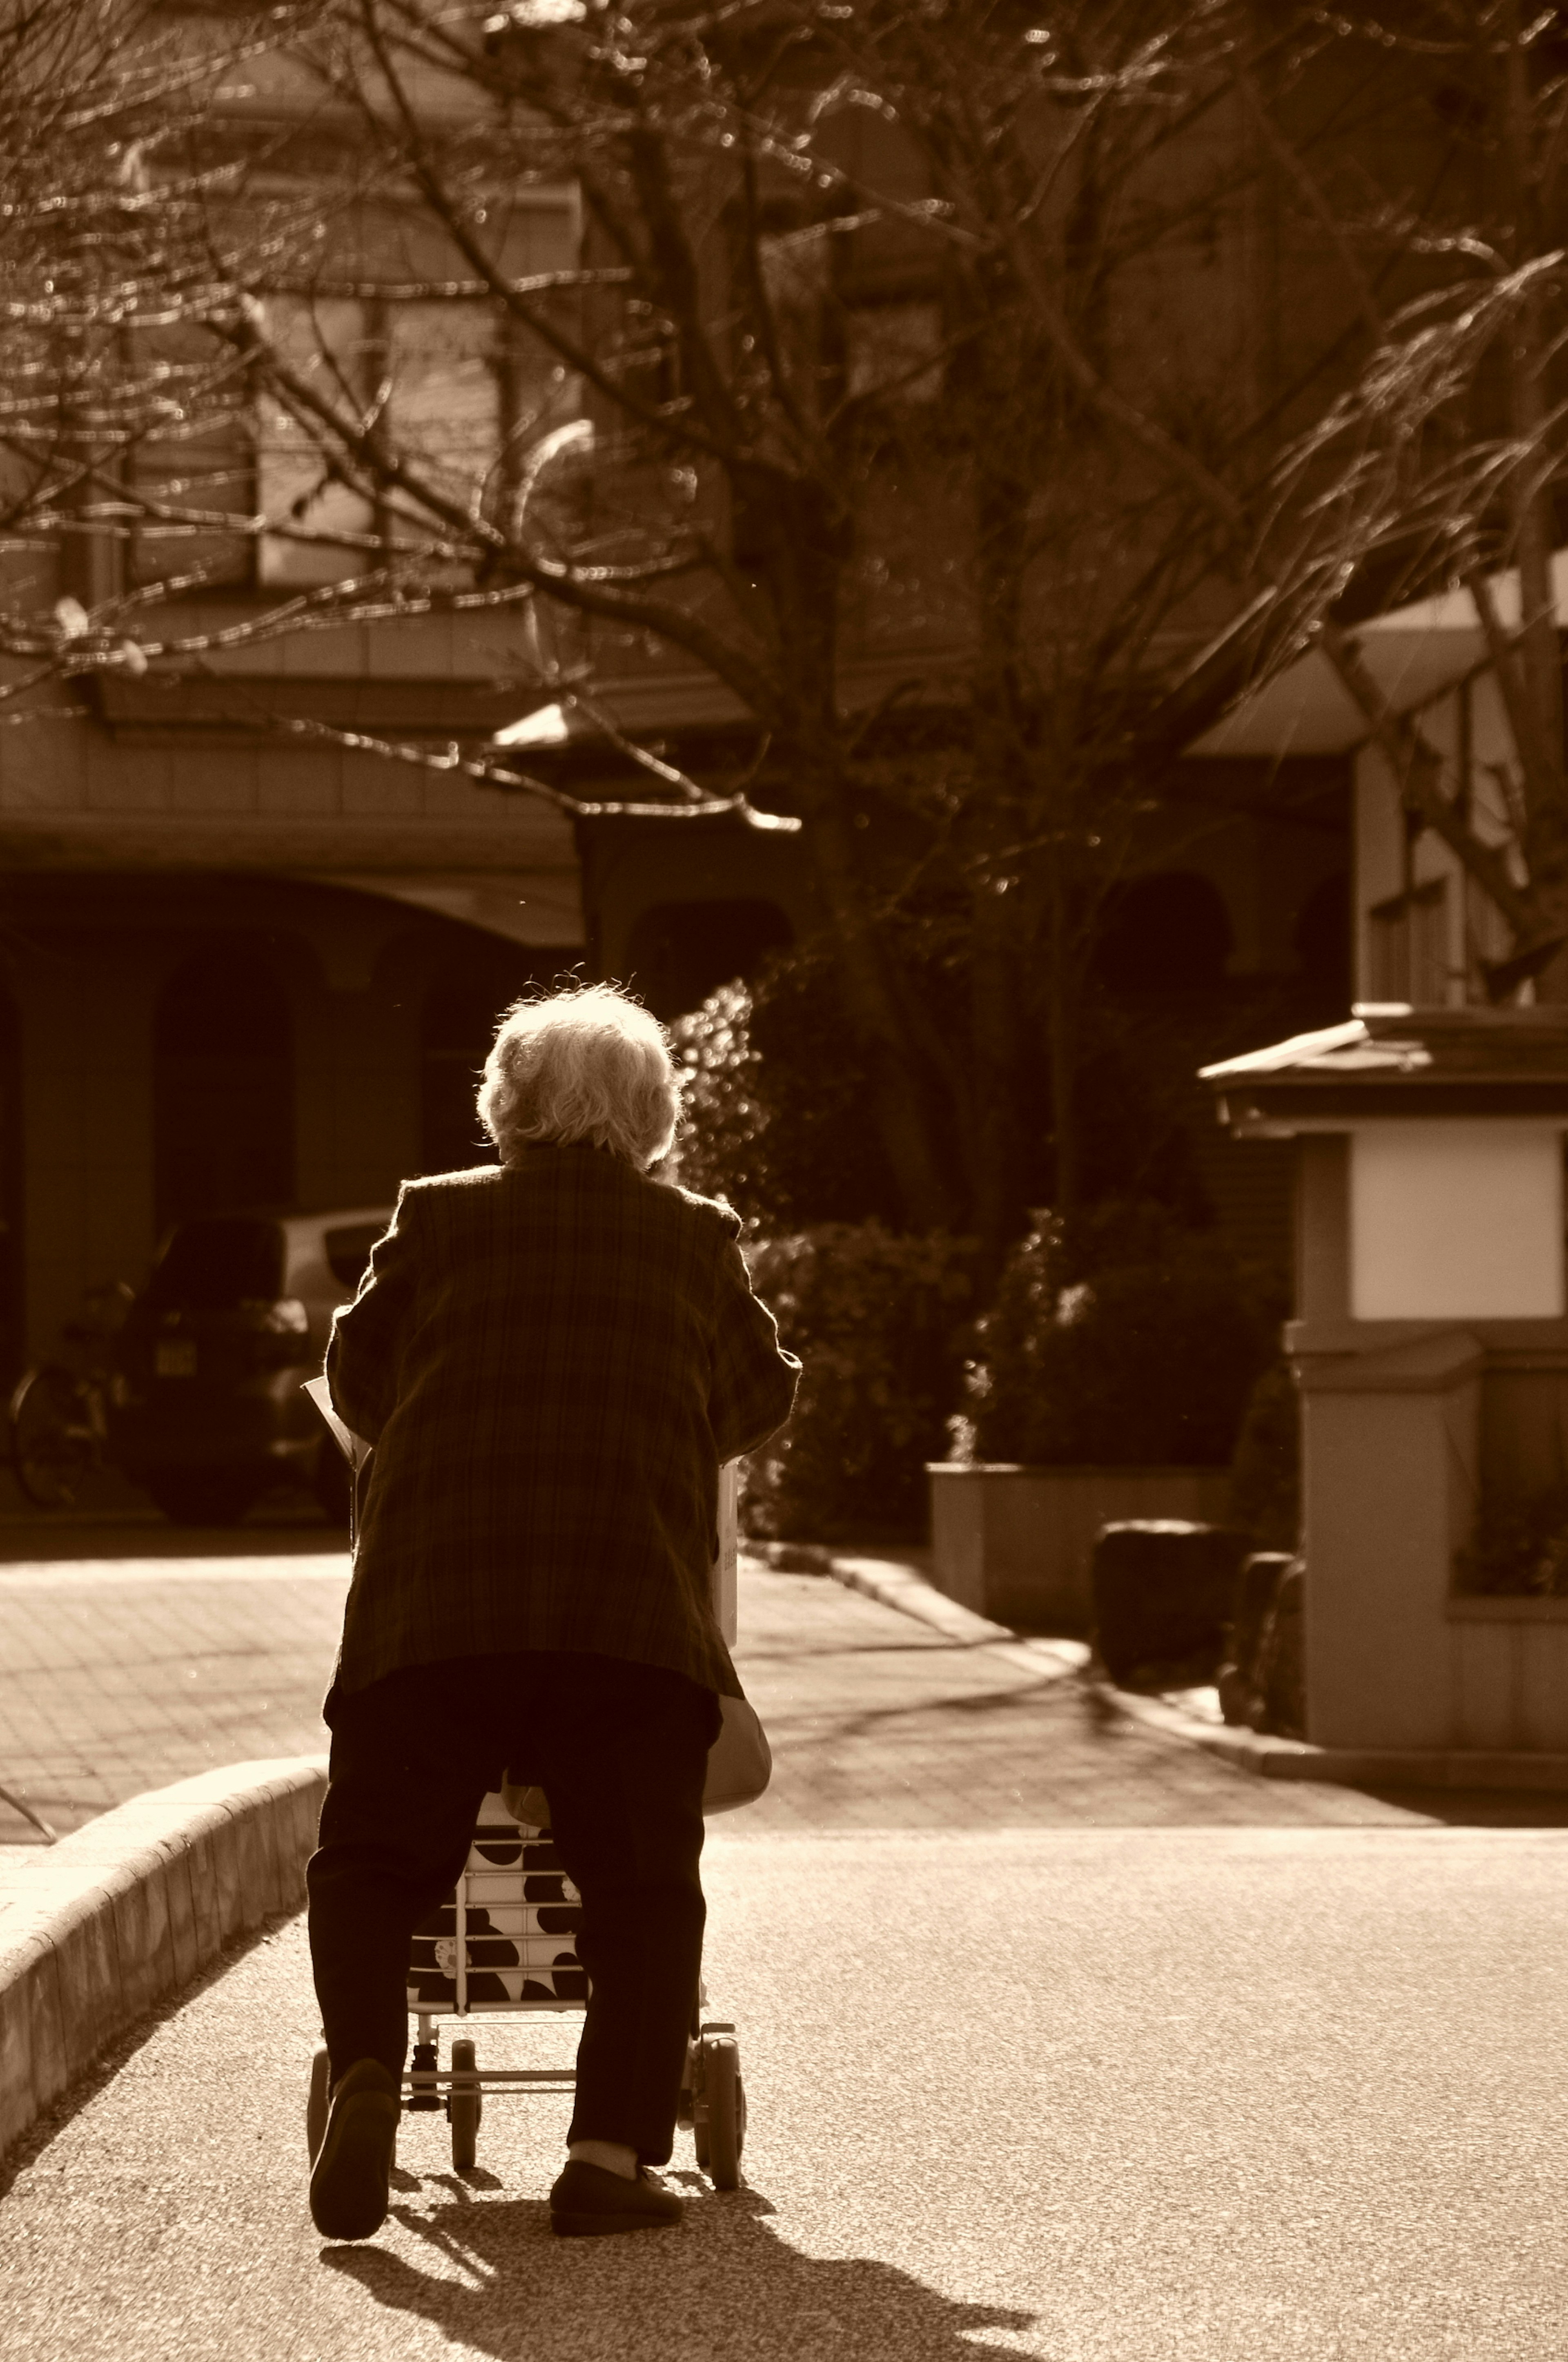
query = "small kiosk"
(1203, 1006, 1568, 1761)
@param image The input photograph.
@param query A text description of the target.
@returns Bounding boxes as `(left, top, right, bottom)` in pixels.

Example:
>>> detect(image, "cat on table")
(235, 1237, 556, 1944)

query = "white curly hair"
(477, 981, 679, 1170)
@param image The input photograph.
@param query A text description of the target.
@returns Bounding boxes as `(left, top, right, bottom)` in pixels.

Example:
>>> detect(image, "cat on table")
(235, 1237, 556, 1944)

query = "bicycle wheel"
(9, 1366, 95, 1509)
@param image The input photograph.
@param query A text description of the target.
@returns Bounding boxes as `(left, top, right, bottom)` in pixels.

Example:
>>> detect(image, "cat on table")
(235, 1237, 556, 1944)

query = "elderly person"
(306, 981, 798, 2244)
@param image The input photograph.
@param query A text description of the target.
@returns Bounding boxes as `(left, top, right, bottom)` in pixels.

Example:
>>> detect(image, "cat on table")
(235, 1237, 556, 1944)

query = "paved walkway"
(0, 1514, 1442, 1841)
(0, 1514, 345, 1836)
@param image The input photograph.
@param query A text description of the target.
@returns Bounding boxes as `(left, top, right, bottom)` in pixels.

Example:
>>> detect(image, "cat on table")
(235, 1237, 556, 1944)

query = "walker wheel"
(699, 2034, 744, 2190)
(450, 2036, 481, 2171)
(306, 2044, 331, 2164)
(677, 2036, 697, 2130)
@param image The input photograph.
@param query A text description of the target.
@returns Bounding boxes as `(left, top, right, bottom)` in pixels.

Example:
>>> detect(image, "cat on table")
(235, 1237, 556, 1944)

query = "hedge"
(742, 1224, 976, 1542)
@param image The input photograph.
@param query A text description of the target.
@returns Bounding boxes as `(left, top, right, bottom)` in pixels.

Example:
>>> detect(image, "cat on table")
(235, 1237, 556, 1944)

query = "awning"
(1185, 550, 1568, 760)
(1200, 1005, 1568, 1130)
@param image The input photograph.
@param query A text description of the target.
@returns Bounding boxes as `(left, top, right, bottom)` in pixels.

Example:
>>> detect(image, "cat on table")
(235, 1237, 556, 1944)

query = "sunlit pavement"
(0, 1510, 1460, 1842)
(4, 1824, 1568, 2360)
(0, 1507, 348, 1838)
(3, 1519, 1568, 2354)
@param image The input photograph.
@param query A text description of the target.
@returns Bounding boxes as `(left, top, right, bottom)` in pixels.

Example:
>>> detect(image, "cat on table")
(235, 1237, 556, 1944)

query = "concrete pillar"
(1297, 1329, 1481, 1749)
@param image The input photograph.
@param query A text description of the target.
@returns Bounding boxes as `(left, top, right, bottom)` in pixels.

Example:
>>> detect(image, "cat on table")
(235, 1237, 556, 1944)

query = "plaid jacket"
(324, 1144, 799, 1704)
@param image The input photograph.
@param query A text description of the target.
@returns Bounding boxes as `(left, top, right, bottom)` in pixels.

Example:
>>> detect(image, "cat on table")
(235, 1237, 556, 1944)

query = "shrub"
(667, 958, 902, 1229)
(1227, 1363, 1301, 1550)
(742, 1224, 977, 1542)
(1455, 1484, 1568, 1596)
(665, 982, 772, 1217)
(960, 1206, 1278, 1468)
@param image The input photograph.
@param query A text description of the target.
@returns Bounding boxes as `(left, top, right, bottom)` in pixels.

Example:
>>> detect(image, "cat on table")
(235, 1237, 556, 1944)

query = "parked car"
(109, 1205, 392, 1526)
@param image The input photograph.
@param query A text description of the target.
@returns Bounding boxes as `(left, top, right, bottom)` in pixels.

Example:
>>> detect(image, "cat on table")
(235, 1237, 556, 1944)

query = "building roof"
(1185, 550, 1568, 761)
(1200, 1005, 1568, 1129)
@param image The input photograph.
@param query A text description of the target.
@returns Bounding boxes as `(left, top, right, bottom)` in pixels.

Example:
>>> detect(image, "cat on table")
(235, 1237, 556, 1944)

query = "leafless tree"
(7, 0, 1537, 1245)
(1269, 2, 1568, 1003)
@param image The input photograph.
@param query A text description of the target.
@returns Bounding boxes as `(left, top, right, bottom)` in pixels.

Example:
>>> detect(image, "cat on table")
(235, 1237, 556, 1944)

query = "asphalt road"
(0, 1520, 1563, 2357)
(3, 1825, 1567, 2360)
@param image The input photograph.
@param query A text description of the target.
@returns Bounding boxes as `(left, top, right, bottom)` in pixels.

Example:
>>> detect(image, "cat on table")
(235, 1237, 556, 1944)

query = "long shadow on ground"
(325, 2186, 1034, 2362)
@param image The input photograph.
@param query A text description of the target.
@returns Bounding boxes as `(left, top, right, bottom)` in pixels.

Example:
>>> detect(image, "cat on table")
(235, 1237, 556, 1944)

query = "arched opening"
(623, 898, 794, 1020)
(0, 983, 20, 1383)
(420, 942, 559, 1176)
(1293, 872, 1352, 1015)
(1094, 872, 1234, 996)
(154, 948, 294, 1229)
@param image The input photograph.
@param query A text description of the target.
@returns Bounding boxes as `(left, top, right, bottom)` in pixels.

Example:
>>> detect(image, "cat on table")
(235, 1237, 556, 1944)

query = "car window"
(324, 1221, 386, 1293)
(147, 1218, 285, 1308)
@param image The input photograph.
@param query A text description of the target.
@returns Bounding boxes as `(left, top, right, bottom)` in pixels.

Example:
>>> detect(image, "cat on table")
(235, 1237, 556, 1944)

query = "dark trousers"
(306, 1650, 719, 2166)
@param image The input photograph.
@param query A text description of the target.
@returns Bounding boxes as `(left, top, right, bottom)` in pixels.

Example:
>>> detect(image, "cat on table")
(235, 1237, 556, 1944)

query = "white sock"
(568, 2139, 638, 2181)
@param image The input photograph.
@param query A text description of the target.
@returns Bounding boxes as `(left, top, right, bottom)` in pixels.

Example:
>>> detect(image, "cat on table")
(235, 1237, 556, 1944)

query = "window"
(758, 225, 833, 360)
(257, 295, 518, 586)
(125, 324, 256, 591)
(843, 300, 944, 404)
(751, 219, 945, 412)
(128, 292, 572, 592)
(1368, 879, 1449, 1006)
(256, 299, 380, 586)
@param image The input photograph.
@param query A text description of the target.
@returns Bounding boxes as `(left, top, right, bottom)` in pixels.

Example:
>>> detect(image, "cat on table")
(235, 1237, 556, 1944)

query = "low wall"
(0, 1755, 327, 2159)
(1447, 1597, 1568, 1751)
(928, 1464, 1234, 1629)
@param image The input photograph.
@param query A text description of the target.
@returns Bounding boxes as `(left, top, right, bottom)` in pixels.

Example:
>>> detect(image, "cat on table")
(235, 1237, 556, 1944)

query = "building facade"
(0, 6, 1394, 1369)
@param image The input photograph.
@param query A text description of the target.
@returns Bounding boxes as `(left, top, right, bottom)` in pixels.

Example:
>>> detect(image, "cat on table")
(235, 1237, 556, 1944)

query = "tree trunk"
(960, 259, 1040, 1264)
(969, 882, 1028, 1280)
(1045, 856, 1080, 1227)
(1500, 8, 1568, 999)
(791, 756, 960, 1232)
(757, 469, 962, 1233)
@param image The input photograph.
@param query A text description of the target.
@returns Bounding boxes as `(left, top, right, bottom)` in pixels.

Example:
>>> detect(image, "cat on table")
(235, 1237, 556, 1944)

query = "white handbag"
(702, 1691, 773, 1814)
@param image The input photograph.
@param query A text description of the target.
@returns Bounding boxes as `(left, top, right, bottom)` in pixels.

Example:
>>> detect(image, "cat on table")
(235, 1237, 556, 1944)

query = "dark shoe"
(309, 2059, 400, 2241)
(549, 2160, 683, 2237)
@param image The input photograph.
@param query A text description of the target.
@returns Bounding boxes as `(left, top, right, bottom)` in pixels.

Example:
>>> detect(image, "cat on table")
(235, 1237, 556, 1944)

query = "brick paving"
(0, 1511, 1466, 1844)
(0, 1514, 346, 1836)
(737, 1567, 1435, 1830)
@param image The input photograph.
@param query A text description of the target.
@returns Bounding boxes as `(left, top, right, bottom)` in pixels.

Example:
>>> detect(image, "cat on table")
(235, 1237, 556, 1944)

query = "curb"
(1085, 1683, 1321, 1776)
(1099, 1686, 1568, 1789)
(822, 1550, 1090, 1680)
(817, 1553, 1568, 1794)
(0, 1755, 327, 2159)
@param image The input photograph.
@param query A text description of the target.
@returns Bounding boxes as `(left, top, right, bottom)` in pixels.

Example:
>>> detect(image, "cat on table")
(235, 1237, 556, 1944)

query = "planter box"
(1443, 1593, 1568, 1752)
(927, 1463, 1234, 1631)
